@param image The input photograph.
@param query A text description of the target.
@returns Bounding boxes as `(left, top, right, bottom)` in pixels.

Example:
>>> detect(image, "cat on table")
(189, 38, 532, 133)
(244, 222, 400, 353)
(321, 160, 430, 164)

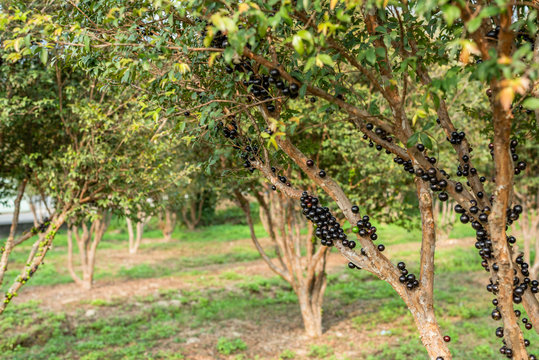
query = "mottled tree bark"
(67, 211, 110, 289)
(126, 211, 151, 254)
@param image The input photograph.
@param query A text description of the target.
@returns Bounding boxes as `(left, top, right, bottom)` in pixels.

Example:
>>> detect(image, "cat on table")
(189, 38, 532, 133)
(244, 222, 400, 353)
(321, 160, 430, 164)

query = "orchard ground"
(1, 213, 537, 360)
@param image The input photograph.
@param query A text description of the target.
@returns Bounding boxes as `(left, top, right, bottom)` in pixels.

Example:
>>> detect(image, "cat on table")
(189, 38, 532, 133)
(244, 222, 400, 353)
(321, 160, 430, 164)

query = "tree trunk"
(181, 195, 204, 231)
(297, 291, 323, 337)
(67, 227, 84, 288)
(126, 212, 150, 254)
(408, 300, 451, 359)
(159, 208, 176, 241)
(68, 211, 110, 289)
(126, 217, 135, 253)
(235, 186, 327, 338)
(434, 199, 454, 241)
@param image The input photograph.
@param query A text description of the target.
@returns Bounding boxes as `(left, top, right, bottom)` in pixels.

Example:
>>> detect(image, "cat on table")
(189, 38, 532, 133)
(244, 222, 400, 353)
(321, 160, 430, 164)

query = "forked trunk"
(126, 212, 150, 254)
(67, 211, 110, 289)
(181, 196, 204, 231)
(235, 185, 328, 338)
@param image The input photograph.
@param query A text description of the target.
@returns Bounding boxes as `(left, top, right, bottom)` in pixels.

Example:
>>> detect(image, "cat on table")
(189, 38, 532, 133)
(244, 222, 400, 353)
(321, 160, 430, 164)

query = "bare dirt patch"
(12, 237, 472, 313)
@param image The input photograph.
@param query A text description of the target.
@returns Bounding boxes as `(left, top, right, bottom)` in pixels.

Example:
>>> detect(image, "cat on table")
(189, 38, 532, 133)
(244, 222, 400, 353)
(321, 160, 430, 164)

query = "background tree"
(125, 208, 152, 254)
(67, 209, 110, 290)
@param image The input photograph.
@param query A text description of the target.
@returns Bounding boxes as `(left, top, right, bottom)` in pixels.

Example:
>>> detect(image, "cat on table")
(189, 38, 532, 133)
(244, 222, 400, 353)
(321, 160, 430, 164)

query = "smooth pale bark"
(67, 211, 110, 289)
(235, 187, 327, 337)
(126, 212, 151, 254)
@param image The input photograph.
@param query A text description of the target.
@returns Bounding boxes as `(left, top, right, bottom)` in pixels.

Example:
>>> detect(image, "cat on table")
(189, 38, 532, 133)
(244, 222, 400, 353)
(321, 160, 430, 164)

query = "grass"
(2, 256, 537, 360)
(1, 222, 268, 292)
(217, 337, 248, 355)
(1, 217, 538, 359)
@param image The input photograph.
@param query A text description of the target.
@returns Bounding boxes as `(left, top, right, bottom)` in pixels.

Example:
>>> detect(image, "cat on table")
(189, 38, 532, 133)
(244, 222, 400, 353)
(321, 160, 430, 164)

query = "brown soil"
(10, 236, 476, 359)
(13, 236, 475, 312)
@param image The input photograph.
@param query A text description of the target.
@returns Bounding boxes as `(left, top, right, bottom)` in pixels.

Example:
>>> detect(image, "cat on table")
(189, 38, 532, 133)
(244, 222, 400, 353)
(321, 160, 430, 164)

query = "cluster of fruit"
(493, 309, 535, 358)
(225, 57, 301, 112)
(215, 118, 264, 175)
(241, 143, 260, 173)
(37, 217, 50, 233)
(273, 168, 292, 187)
(363, 124, 393, 154)
(300, 191, 356, 249)
(415, 166, 450, 202)
(454, 200, 489, 228)
(397, 261, 419, 290)
(351, 214, 386, 252)
(488, 139, 527, 176)
(217, 119, 239, 140)
(447, 130, 466, 145)
(506, 204, 523, 227)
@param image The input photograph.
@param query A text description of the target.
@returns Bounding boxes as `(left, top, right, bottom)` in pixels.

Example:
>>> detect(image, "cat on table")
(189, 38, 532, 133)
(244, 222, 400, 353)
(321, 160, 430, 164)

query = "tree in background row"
(0, 47, 188, 296)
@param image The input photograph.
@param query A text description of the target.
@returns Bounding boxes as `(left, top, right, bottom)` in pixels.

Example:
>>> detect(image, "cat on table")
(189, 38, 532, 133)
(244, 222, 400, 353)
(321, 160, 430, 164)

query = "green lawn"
(0, 219, 537, 359)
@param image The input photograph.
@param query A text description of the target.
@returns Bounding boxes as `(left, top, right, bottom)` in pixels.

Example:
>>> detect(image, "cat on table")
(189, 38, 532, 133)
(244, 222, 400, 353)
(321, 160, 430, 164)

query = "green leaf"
(317, 54, 334, 66)
(40, 48, 48, 65)
(419, 133, 433, 150)
(297, 30, 313, 43)
(422, 122, 435, 131)
(292, 35, 304, 55)
(304, 56, 316, 72)
(522, 97, 539, 110)
(406, 133, 419, 148)
(480, 6, 500, 18)
(466, 17, 482, 33)
(223, 47, 235, 63)
(442, 5, 461, 26)
(366, 48, 376, 65)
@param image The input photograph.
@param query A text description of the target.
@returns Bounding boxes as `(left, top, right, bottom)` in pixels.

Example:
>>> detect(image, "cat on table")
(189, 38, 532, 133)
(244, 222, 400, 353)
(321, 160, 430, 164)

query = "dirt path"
(12, 236, 475, 312)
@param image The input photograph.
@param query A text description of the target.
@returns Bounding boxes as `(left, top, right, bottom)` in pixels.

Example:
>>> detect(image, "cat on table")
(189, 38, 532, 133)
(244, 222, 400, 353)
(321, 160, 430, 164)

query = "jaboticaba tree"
(4, 0, 538, 358)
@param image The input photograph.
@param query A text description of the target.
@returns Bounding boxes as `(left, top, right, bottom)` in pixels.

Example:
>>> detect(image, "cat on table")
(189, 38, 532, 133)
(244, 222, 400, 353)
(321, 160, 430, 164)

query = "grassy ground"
(0, 219, 537, 360)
